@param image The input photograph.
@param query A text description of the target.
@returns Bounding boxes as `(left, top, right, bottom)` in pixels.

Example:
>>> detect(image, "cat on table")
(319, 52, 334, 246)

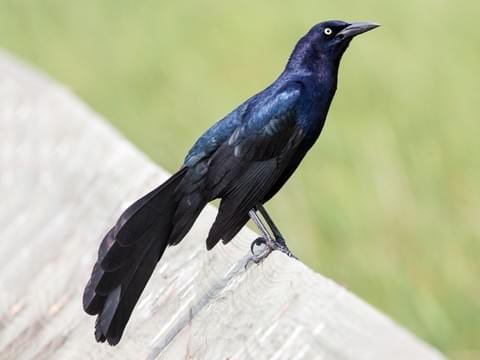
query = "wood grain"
(0, 50, 445, 360)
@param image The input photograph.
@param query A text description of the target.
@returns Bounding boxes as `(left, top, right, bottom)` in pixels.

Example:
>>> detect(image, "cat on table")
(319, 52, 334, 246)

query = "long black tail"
(83, 167, 203, 345)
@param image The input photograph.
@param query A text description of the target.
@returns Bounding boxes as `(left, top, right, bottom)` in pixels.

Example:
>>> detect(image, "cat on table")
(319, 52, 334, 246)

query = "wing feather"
(204, 82, 305, 248)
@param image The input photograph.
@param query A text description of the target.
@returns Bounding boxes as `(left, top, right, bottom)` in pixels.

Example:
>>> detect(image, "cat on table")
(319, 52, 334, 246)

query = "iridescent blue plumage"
(83, 20, 379, 345)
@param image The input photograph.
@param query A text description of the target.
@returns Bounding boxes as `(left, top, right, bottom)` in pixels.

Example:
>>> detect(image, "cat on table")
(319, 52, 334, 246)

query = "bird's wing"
(204, 81, 305, 248)
(205, 81, 304, 192)
(183, 101, 248, 168)
(184, 81, 304, 165)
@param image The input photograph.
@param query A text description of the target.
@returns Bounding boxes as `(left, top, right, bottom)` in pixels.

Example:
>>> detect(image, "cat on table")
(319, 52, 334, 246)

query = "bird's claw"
(246, 236, 298, 269)
(271, 235, 297, 259)
(277, 244, 298, 259)
(245, 237, 273, 268)
(250, 237, 269, 254)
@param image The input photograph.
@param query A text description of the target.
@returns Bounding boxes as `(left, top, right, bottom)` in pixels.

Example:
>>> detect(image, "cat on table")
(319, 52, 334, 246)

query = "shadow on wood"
(0, 50, 444, 360)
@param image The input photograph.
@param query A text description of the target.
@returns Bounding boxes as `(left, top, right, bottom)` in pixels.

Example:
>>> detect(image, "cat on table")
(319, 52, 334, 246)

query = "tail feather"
(169, 192, 205, 245)
(113, 168, 187, 246)
(100, 241, 133, 272)
(95, 226, 165, 344)
(83, 167, 207, 345)
(83, 228, 116, 315)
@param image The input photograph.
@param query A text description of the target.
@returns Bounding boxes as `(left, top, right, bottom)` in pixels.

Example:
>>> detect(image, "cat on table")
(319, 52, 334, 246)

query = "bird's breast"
(302, 74, 337, 130)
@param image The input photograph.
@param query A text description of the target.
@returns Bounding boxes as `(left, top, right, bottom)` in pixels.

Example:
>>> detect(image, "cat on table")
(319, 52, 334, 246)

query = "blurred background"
(1, 0, 478, 358)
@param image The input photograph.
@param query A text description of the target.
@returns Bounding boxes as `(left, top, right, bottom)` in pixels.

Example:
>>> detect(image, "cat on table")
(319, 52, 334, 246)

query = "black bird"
(83, 20, 379, 345)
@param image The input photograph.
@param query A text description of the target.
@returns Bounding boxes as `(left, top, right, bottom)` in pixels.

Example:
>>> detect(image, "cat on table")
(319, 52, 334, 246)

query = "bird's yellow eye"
(324, 28, 332, 35)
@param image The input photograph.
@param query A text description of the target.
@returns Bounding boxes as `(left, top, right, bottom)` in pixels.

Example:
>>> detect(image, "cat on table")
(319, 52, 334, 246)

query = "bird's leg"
(256, 204, 297, 259)
(247, 207, 297, 263)
(248, 209, 276, 263)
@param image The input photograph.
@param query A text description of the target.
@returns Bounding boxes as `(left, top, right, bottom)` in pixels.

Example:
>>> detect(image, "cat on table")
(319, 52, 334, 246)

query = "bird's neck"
(285, 47, 340, 101)
(282, 37, 343, 136)
(284, 50, 340, 136)
(285, 36, 341, 79)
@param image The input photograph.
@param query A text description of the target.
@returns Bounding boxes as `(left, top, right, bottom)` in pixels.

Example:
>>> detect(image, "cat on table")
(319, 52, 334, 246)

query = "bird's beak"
(336, 21, 380, 39)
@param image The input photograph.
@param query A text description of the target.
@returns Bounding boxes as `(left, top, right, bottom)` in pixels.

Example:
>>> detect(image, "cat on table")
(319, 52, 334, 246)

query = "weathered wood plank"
(0, 50, 445, 360)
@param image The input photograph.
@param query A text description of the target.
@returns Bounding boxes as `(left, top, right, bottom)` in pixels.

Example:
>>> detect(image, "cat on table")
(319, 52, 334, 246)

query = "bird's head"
(287, 20, 379, 72)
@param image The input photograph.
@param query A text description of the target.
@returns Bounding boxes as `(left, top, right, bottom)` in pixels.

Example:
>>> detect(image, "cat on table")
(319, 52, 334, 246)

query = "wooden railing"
(0, 50, 444, 360)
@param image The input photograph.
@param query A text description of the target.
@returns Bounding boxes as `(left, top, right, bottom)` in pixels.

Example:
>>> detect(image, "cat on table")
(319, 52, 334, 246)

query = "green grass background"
(1, 1, 478, 357)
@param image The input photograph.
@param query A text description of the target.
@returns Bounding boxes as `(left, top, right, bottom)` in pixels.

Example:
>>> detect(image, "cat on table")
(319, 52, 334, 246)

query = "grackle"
(83, 20, 379, 345)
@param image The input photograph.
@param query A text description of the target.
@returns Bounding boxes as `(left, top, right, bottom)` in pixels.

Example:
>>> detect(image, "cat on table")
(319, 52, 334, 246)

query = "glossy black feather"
(83, 168, 193, 344)
(83, 20, 378, 345)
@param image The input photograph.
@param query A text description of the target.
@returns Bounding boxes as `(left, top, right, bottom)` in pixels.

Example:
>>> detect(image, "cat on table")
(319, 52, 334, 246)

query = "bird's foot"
(270, 235, 297, 259)
(247, 236, 297, 268)
(248, 237, 274, 264)
(276, 243, 298, 260)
